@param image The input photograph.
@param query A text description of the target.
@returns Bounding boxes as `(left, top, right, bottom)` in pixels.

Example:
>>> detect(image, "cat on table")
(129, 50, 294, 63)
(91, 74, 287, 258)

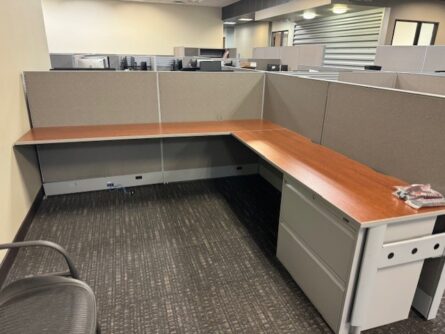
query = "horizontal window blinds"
(293, 8, 385, 69)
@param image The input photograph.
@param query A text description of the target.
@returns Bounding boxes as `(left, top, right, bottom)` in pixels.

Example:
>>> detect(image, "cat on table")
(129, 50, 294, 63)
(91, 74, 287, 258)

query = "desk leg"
(413, 258, 445, 319)
(413, 216, 445, 319)
(349, 225, 387, 333)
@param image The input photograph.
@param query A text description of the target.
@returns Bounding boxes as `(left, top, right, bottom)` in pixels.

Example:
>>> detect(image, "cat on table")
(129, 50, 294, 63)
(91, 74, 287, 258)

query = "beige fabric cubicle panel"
(25, 71, 159, 127)
(322, 82, 445, 194)
(158, 72, 263, 122)
(253, 47, 281, 59)
(263, 73, 329, 143)
(253, 45, 324, 71)
(277, 46, 301, 71)
(374, 46, 427, 72)
(423, 46, 445, 72)
(38, 140, 162, 182)
(291, 45, 325, 68)
(338, 72, 398, 89)
(396, 74, 445, 96)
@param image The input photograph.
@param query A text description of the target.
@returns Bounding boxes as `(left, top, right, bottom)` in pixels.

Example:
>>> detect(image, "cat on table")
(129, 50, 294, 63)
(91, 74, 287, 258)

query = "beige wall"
(385, 0, 445, 45)
(0, 0, 50, 261)
(234, 22, 270, 58)
(42, 0, 224, 55)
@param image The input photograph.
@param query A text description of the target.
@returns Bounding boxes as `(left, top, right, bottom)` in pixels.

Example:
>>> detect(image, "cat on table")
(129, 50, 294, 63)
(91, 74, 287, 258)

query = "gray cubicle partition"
(158, 72, 263, 183)
(263, 73, 329, 143)
(252, 45, 325, 71)
(396, 73, 445, 96)
(322, 82, 445, 194)
(158, 72, 263, 122)
(24, 71, 264, 194)
(25, 71, 160, 127)
(338, 72, 398, 89)
(338, 71, 445, 96)
(163, 136, 259, 183)
(374, 46, 427, 72)
(424, 46, 445, 72)
(40, 140, 164, 194)
(375, 46, 445, 73)
(26, 70, 445, 196)
(39, 140, 164, 195)
(39, 140, 163, 182)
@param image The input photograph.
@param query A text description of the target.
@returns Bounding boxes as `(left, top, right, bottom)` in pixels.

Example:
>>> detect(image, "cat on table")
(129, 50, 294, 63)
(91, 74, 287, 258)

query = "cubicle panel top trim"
(15, 120, 281, 145)
(233, 129, 445, 226)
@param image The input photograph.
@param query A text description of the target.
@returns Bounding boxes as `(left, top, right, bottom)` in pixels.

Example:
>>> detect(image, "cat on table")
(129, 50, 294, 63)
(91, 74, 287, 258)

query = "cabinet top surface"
(233, 129, 445, 225)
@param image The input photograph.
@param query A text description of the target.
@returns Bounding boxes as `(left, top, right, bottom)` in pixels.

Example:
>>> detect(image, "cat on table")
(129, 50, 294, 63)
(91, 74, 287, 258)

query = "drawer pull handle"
(411, 248, 418, 255)
(388, 252, 395, 259)
(434, 243, 440, 250)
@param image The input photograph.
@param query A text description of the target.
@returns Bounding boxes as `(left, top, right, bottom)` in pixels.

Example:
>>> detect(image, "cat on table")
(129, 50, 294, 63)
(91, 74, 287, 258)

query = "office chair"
(0, 240, 100, 334)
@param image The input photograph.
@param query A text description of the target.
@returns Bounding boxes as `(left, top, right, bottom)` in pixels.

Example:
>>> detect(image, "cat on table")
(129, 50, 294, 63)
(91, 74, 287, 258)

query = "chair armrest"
(0, 240, 80, 279)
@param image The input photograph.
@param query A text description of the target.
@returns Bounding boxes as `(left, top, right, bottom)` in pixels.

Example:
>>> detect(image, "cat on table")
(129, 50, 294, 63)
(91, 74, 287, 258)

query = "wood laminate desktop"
(14, 119, 445, 333)
(16, 120, 445, 225)
(15, 120, 281, 145)
(233, 128, 445, 225)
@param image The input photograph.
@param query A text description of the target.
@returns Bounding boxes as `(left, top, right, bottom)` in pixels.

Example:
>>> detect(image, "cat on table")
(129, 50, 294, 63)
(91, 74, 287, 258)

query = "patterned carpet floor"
(3, 176, 445, 333)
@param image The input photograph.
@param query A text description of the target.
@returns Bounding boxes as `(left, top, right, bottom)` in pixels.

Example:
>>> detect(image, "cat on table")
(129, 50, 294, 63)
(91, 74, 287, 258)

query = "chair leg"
(96, 322, 101, 334)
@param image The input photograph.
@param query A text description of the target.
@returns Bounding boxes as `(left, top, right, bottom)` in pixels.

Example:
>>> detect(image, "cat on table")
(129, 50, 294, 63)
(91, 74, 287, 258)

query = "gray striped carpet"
(3, 176, 445, 333)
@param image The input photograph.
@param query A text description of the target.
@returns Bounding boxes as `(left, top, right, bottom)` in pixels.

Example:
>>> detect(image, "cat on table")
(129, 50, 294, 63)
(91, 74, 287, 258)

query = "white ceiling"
(115, 0, 238, 7)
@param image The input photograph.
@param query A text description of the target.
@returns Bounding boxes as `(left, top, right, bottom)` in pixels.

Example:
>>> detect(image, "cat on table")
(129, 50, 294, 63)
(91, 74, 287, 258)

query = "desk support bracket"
(350, 229, 445, 333)
(379, 233, 445, 269)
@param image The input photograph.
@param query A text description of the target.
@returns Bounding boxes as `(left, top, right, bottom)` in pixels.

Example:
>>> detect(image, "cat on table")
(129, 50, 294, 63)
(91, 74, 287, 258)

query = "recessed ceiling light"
(238, 18, 253, 22)
(302, 11, 316, 20)
(332, 4, 348, 14)
(224, 21, 236, 25)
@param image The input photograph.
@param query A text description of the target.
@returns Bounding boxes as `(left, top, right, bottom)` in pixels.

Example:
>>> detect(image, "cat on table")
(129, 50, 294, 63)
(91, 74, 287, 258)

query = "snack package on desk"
(393, 184, 445, 209)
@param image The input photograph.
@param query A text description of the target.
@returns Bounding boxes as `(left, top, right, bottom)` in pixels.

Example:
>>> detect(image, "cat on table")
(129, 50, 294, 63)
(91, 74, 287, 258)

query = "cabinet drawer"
(277, 223, 344, 331)
(280, 178, 356, 282)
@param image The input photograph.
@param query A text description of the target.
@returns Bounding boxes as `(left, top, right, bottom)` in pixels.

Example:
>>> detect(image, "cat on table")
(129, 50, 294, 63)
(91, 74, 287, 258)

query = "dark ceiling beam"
(222, 0, 293, 20)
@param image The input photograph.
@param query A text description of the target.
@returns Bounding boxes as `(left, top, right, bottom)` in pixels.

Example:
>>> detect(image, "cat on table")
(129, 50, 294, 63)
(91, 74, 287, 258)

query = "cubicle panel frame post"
(349, 225, 387, 333)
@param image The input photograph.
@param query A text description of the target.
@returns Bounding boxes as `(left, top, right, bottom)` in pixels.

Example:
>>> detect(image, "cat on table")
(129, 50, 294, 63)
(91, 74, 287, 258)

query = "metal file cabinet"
(276, 175, 442, 333)
(277, 176, 360, 332)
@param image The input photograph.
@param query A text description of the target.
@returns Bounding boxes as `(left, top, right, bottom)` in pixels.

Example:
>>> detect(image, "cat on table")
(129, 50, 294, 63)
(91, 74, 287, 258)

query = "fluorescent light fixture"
(224, 21, 236, 25)
(302, 11, 316, 20)
(238, 18, 253, 22)
(332, 4, 348, 14)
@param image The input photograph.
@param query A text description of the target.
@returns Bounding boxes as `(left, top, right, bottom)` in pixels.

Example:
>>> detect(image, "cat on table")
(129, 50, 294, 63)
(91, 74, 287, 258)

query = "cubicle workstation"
(13, 69, 445, 333)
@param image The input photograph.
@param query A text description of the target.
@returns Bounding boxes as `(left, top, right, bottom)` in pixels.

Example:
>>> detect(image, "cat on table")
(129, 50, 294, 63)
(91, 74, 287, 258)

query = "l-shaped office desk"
(16, 119, 445, 334)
